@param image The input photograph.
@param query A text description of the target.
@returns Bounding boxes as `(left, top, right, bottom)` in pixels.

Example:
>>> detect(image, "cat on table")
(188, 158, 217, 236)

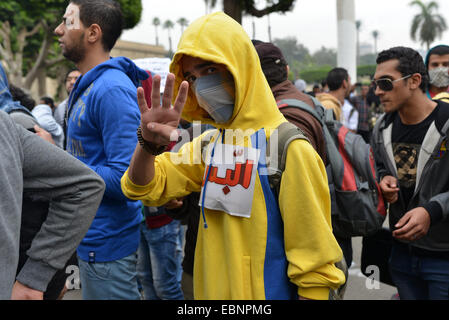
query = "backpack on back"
(266, 119, 348, 301)
(272, 97, 386, 238)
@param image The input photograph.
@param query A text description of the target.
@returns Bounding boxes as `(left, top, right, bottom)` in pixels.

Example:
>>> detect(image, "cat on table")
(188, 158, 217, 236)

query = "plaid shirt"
(354, 96, 371, 131)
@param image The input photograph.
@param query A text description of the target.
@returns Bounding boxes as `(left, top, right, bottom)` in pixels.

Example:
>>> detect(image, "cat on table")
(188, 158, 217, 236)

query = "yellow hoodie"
(121, 12, 345, 300)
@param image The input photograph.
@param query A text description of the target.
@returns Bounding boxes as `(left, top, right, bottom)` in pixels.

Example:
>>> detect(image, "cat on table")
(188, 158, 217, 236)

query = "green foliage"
(299, 65, 333, 83)
(0, 0, 142, 86)
(312, 46, 337, 67)
(357, 65, 377, 77)
(118, 0, 143, 29)
(273, 37, 310, 64)
(359, 53, 377, 66)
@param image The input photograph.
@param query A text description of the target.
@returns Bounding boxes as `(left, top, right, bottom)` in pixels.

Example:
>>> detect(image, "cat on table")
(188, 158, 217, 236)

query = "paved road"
(343, 236, 397, 300)
(63, 236, 397, 301)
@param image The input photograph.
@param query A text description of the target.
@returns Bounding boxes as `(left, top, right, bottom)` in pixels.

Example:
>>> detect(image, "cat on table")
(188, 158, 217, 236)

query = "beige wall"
(111, 40, 167, 60)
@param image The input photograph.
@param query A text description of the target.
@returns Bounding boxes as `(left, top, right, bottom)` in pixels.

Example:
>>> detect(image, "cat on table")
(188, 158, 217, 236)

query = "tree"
(208, 0, 297, 24)
(372, 30, 379, 55)
(273, 37, 310, 64)
(273, 37, 312, 78)
(152, 17, 161, 46)
(177, 17, 189, 35)
(410, 0, 447, 50)
(0, 0, 142, 94)
(163, 20, 175, 57)
(312, 46, 337, 67)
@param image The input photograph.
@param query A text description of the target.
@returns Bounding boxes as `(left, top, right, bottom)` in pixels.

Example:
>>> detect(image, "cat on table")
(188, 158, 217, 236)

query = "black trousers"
(17, 198, 76, 300)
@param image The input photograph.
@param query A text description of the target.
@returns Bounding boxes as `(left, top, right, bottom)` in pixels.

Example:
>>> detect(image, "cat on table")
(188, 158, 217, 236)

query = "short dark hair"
(326, 68, 349, 91)
(9, 84, 36, 111)
(40, 96, 55, 109)
(376, 46, 428, 92)
(65, 68, 80, 82)
(70, 0, 123, 52)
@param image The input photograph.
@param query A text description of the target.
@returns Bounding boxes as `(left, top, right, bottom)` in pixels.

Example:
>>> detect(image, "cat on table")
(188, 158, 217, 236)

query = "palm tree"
(177, 17, 189, 35)
(356, 20, 362, 65)
(152, 17, 160, 46)
(163, 19, 175, 56)
(372, 30, 379, 55)
(410, 0, 447, 50)
(204, 0, 218, 14)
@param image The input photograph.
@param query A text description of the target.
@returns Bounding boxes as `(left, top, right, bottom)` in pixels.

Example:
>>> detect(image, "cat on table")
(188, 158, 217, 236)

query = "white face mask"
(429, 67, 449, 88)
(192, 72, 235, 124)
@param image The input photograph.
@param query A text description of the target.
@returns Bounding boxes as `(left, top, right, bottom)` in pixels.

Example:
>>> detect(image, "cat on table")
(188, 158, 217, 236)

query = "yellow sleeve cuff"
(298, 287, 330, 300)
(121, 169, 154, 197)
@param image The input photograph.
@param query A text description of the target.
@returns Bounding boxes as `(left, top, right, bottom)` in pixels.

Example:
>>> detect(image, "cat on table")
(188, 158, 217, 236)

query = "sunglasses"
(371, 74, 412, 91)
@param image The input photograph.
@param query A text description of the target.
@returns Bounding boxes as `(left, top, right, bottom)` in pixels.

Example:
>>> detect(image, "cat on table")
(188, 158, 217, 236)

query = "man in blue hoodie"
(54, 0, 148, 299)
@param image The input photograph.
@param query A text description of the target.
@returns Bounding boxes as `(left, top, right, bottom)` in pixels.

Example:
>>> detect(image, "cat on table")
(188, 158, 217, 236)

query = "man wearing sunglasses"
(371, 46, 449, 300)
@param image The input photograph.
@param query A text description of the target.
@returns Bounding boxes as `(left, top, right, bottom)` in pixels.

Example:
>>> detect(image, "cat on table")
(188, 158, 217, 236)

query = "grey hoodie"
(0, 110, 105, 299)
(372, 101, 449, 252)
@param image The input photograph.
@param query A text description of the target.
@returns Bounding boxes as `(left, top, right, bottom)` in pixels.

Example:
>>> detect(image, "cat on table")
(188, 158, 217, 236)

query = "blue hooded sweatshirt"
(67, 57, 148, 262)
(0, 64, 34, 116)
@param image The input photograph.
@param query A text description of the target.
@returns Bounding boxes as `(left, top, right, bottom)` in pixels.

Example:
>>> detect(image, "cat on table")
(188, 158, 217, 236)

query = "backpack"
(271, 97, 386, 238)
(265, 121, 348, 300)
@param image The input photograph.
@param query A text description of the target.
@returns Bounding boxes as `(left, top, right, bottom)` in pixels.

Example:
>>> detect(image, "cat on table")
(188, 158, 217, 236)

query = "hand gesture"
(138, 73, 189, 147)
(379, 175, 399, 204)
(393, 207, 431, 241)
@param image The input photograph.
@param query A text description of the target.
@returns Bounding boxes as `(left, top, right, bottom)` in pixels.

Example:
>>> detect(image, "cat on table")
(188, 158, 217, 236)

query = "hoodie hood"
(169, 12, 285, 131)
(70, 56, 148, 108)
(425, 44, 449, 69)
(0, 64, 33, 116)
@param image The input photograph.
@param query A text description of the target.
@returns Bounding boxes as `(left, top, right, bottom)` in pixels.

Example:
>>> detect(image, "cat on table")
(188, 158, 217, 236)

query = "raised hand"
(138, 73, 189, 147)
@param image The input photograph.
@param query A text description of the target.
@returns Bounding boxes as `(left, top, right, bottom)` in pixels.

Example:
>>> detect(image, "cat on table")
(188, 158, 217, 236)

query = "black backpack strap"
(267, 122, 309, 195)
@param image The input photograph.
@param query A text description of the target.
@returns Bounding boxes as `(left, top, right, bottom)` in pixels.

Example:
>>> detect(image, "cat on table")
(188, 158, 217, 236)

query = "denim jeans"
(78, 252, 141, 300)
(137, 219, 184, 300)
(389, 243, 449, 300)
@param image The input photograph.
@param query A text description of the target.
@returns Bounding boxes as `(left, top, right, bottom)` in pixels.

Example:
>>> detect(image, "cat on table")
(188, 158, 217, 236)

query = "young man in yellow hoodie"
(121, 12, 345, 300)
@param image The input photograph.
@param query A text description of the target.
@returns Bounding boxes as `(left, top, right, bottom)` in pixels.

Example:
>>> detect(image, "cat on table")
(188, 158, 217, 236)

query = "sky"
(121, 0, 449, 55)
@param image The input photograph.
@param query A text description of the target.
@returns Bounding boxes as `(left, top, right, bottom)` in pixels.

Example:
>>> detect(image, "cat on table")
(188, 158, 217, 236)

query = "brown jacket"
(272, 80, 327, 164)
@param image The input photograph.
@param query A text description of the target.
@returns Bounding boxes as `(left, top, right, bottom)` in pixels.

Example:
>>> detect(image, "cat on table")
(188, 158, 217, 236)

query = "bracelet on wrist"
(137, 126, 167, 156)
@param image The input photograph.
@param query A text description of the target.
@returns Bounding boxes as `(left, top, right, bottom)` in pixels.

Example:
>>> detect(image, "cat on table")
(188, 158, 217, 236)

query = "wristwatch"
(136, 126, 167, 156)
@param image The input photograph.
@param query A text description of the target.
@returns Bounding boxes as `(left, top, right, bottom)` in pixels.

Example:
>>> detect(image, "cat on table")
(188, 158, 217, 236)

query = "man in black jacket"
(372, 46, 449, 300)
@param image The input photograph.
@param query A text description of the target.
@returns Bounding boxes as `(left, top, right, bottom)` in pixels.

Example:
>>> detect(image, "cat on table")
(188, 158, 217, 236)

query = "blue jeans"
(137, 219, 184, 300)
(389, 244, 449, 300)
(78, 252, 141, 300)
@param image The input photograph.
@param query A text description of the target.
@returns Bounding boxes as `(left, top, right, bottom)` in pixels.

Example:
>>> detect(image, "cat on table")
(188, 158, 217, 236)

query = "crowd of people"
(1, 0, 449, 301)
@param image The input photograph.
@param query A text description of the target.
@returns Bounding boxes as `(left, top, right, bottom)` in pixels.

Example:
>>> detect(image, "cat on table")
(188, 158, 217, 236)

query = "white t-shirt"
(342, 99, 359, 131)
(32, 104, 64, 148)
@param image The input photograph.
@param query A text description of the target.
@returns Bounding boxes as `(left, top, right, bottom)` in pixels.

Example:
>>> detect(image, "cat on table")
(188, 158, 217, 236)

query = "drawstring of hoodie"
(201, 129, 224, 229)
